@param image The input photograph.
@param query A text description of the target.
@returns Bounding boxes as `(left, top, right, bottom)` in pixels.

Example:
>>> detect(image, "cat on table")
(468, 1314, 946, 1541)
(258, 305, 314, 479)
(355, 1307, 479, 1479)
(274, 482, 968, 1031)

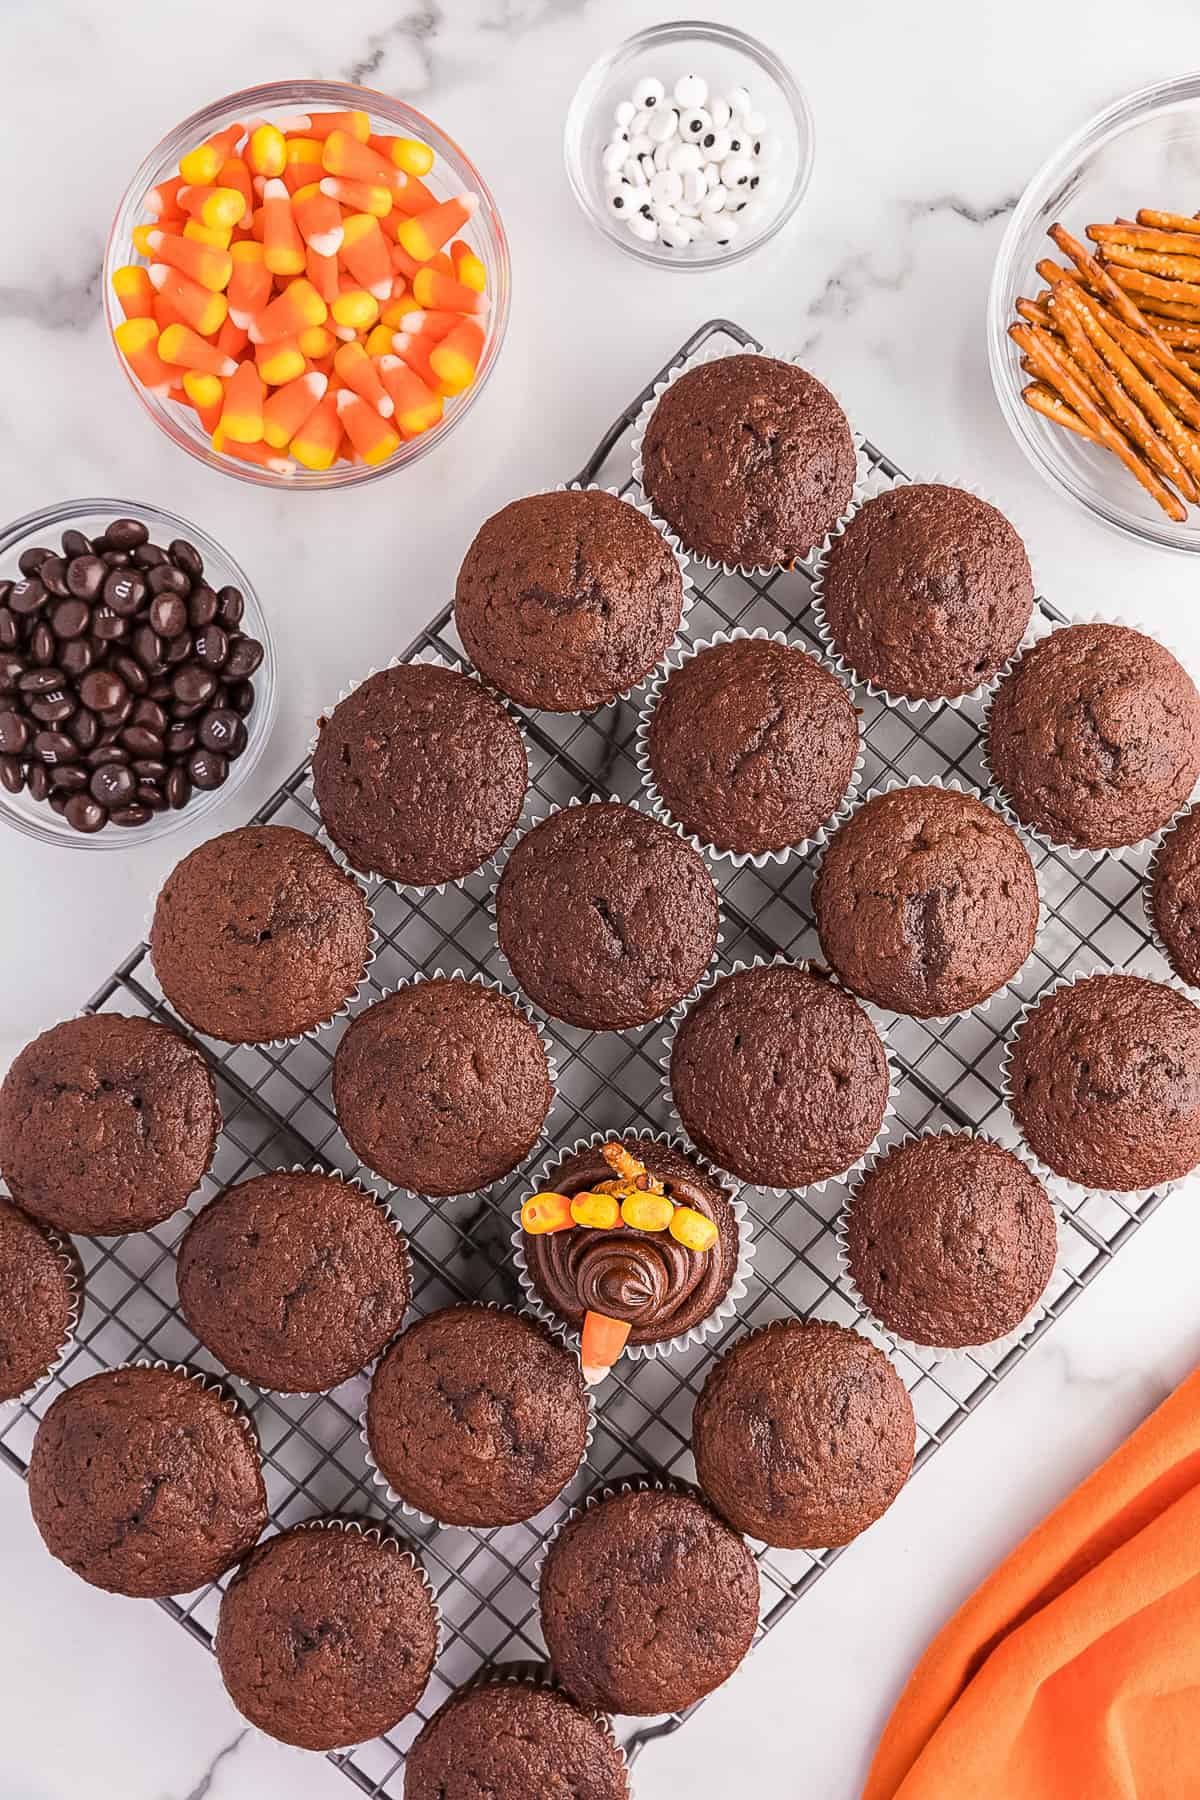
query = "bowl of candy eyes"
(103, 80, 510, 488)
(563, 21, 813, 268)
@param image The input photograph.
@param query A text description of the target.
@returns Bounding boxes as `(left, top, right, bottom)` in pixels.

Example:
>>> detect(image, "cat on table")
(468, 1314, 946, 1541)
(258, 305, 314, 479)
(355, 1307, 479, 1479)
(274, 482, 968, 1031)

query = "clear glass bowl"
(989, 72, 1200, 553)
(104, 80, 510, 490)
(564, 22, 813, 270)
(0, 498, 276, 849)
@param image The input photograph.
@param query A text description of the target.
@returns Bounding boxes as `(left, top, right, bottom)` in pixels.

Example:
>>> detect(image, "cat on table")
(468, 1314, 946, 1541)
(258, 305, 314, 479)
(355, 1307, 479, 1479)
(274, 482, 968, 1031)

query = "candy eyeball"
(601, 140, 627, 174)
(727, 85, 751, 116)
(701, 128, 732, 162)
(627, 212, 659, 241)
(700, 183, 727, 215)
(631, 76, 665, 109)
(650, 168, 684, 207)
(679, 107, 712, 144)
(667, 140, 703, 174)
(607, 183, 635, 216)
(709, 96, 732, 130)
(623, 157, 647, 187)
(673, 73, 708, 108)
(726, 134, 746, 157)
(647, 106, 679, 144)
(721, 155, 755, 188)
(613, 99, 635, 127)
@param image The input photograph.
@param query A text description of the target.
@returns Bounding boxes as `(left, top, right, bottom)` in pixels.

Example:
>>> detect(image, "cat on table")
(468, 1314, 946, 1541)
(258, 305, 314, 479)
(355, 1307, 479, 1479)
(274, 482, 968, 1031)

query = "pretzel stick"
(1098, 311, 1200, 423)
(1121, 290, 1200, 323)
(1137, 209, 1200, 236)
(1152, 319, 1200, 349)
(1037, 256, 1089, 290)
(1056, 283, 1200, 495)
(1009, 322, 1187, 519)
(1022, 381, 1103, 445)
(1107, 264, 1200, 307)
(1100, 243, 1200, 282)
(1049, 223, 1179, 354)
(1048, 283, 1200, 499)
(1088, 223, 1200, 257)
(1016, 296, 1056, 331)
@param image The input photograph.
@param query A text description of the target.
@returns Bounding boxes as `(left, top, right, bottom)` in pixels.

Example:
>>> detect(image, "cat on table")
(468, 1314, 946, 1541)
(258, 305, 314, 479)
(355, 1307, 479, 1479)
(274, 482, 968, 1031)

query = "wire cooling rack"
(0, 319, 1177, 1791)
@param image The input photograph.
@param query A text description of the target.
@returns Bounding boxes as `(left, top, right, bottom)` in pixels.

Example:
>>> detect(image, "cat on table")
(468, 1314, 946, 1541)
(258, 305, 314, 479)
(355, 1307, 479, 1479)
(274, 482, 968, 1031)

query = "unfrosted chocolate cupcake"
(455, 488, 685, 712)
(333, 978, 552, 1195)
(646, 636, 860, 855)
(312, 662, 528, 885)
(366, 1306, 590, 1526)
(0, 1013, 219, 1236)
(539, 1486, 759, 1716)
(0, 1197, 77, 1402)
(1008, 973, 1200, 1190)
(817, 483, 1033, 701)
(405, 1680, 629, 1800)
(28, 1365, 267, 1597)
(496, 803, 718, 1030)
(670, 963, 890, 1189)
(639, 354, 856, 568)
(522, 1137, 740, 1347)
(150, 825, 373, 1043)
(1149, 807, 1200, 985)
(987, 624, 1200, 850)
(177, 1171, 412, 1392)
(216, 1522, 437, 1750)
(845, 1134, 1057, 1348)
(693, 1320, 914, 1548)
(812, 785, 1039, 1017)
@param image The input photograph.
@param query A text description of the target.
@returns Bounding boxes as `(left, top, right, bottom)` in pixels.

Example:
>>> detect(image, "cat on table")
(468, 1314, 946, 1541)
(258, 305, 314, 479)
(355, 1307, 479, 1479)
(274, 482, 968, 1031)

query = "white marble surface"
(5, 3, 1200, 1797)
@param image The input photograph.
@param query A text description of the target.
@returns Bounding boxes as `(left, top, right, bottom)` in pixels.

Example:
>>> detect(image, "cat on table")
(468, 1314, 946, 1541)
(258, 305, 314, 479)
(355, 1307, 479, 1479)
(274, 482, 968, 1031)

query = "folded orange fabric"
(863, 1367, 1200, 1800)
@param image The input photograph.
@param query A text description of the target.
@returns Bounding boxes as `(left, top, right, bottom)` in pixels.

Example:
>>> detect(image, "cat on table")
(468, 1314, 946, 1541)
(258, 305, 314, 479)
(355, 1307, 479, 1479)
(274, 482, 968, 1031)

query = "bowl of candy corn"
(104, 81, 510, 487)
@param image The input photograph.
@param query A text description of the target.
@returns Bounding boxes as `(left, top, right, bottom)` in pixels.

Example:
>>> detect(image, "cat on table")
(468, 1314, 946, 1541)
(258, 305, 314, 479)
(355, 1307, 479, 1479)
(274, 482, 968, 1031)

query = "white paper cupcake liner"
(633, 626, 866, 869)
(1, 1221, 82, 1411)
(144, 858, 378, 1052)
(808, 469, 1039, 715)
(980, 612, 1200, 861)
(808, 774, 1047, 1024)
(833, 1126, 1065, 1369)
(413, 1664, 631, 1794)
(489, 793, 723, 1031)
(999, 966, 1200, 1202)
(629, 339, 869, 580)
(358, 1302, 596, 1529)
(186, 1164, 411, 1402)
(306, 647, 534, 896)
(334, 968, 559, 1202)
(510, 1129, 755, 1366)
(1143, 805, 1200, 991)
(659, 954, 897, 1197)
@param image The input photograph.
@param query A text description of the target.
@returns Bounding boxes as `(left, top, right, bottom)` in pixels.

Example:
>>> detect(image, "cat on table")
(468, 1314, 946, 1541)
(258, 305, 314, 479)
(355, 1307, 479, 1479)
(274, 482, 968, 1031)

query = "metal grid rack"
(0, 320, 1175, 1792)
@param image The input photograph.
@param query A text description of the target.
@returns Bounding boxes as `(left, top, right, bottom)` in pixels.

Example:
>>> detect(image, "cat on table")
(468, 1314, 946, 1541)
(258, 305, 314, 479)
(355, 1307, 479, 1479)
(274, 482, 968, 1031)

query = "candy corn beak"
(580, 1310, 631, 1385)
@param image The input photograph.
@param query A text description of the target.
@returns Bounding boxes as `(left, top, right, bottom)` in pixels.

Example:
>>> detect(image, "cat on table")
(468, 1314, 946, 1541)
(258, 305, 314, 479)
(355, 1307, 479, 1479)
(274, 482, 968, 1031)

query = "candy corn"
(112, 109, 491, 473)
(520, 1193, 574, 1235)
(580, 1311, 631, 1384)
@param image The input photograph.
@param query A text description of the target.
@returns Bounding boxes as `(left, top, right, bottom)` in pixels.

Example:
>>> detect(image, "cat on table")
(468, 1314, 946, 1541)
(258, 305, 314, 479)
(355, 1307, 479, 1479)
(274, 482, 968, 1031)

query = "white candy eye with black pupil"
(729, 136, 743, 153)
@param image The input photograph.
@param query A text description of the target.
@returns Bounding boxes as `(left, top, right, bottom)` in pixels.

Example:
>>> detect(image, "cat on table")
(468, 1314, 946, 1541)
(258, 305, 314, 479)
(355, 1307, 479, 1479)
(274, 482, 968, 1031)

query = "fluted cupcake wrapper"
(357, 1303, 596, 1530)
(999, 965, 1200, 1203)
(1143, 806, 1200, 991)
(659, 954, 897, 1197)
(808, 469, 1039, 715)
(415, 1664, 632, 1797)
(808, 773, 1048, 1024)
(143, 865, 379, 1053)
(979, 611, 1200, 861)
(833, 1125, 1066, 1370)
(629, 340, 869, 579)
(488, 794, 723, 1034)
(510, 1130, 755, 1365)
(305, 647, 534, 897)
(333, 969, 560, 1204)
(0, 1221, 82, 1412)
(633, 626, 866, 869)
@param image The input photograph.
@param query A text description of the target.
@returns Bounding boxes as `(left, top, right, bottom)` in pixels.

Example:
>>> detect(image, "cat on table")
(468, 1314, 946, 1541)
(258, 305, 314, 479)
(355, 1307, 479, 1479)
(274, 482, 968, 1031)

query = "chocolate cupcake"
(643, 634, 860, 857)
(177, 1171, 412, 1393)
(987, 624, 1200, 850)
(28, 1364, 267, 1597)
(215, 1521, 438, 1750)
(1148, 807, 1200, 985)
(1006, 972, 1200, 1191)
(333, 977, 552, 1195)
(812, 784, 1039, 1018)
(0, 1013, 219, 1236)
(496, 802, 718, 1030)
(816, 483, 1033, 702)
(405, 1679, 629, 1800)
(693, 1321, 914, 1548)
(0, 1197, 78, 1402)
(669, 962, 890, 1189)
(637, 353, 856, 568)
(312, 661, 528, 885)
(455, 488, 686, 712)
(150, 824, 373, 1043)
(844, 1134, 1058, 1349)
(365, 1306, 590, 1526)
(520, 1136, 742, 1349)
(539, 1485, 759, 1715)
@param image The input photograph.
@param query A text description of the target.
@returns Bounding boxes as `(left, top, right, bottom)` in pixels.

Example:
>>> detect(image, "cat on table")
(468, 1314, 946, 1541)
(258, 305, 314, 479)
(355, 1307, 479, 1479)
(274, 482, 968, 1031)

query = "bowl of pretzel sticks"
(989, 71, 1200, 551)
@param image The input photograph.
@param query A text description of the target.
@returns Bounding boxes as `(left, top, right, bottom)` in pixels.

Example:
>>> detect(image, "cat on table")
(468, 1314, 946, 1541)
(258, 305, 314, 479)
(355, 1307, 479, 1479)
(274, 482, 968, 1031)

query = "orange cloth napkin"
(863, 1367, 1200, 1800)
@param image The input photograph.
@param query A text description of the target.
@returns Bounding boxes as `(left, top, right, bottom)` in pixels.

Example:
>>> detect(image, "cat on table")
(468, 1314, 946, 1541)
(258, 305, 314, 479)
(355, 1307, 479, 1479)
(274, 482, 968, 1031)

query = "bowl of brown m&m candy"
(0, 500, 275, 845)
(104, 81, 510, 487)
